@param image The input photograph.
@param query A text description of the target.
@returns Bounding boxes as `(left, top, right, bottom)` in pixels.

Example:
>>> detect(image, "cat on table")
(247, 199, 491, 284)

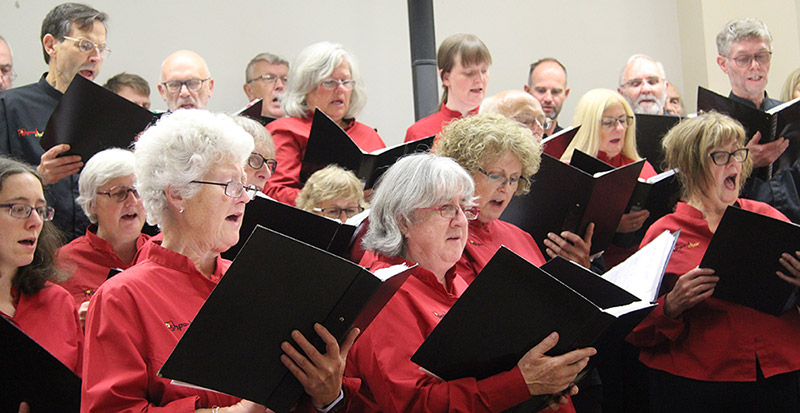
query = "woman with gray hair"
(344, 153, 595, 412)
(57, 148, 149, 321)
(82, 110, 357, 412)
(232, 115, 277, 193)
(264, 41, 384, 206)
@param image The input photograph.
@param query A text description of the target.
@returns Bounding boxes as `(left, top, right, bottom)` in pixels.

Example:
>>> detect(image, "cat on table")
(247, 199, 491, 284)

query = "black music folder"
(700, 205, 800, 315)
(697, 86, 800, 178)
(159, 225, 413, 412)
(0, 317, 81, 413)
(221, 193, 363, 261)
(635, 113, 683, 173)
(300, 109, 435, 188)
(541, 125, 580, 159)
(411, 232, 676, 411)
(501, 150, 643, 255)
(232, 98, 266, 125)
(39, 75, 157, 161)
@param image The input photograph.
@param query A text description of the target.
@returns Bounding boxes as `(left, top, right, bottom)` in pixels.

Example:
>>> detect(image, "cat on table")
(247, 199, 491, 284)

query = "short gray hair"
(281, 41, 366, 119)
(77, 148, 135, 223)
(232, 115, 274, 158)
(362, 153, 475, 258)
(619, 54, 666, 86)
(134, 110, 254, 226)
(245, 52, 289, 82)
(716, 18, 773, 57)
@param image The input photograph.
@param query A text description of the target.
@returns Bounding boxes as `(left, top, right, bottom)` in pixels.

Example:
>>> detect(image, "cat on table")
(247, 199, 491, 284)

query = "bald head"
(0, 37, 13, 92)
(157, 50, 214, 111)
(480, 90, 546, 140)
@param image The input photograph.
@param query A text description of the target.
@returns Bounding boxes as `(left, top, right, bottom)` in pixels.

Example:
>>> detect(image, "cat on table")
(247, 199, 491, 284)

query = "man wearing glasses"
(0, 35, 13, 93)
(157, 50, 214, 112)
(617, 54, 669, 115)
(716, 17, 800, 223)
(243, 52, 289, 124)
(0, 3, 108, 241)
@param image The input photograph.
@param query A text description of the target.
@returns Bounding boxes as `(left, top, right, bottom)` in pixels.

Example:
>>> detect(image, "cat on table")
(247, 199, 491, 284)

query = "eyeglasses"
(621, 76, 662, 89)
(0, 64, 15, 82)
(62, 36, 111, 58)
(478, 168, 528, 188)
(600, 116, 633, 129)
(709, 148, 749, 165)
(96, 186, 139, 202)
(190, 180, 258, 199)
(248, 153, 278, 174)
(0, 203, 55, 221)
(320, 78, 356, 90)
(729, 51, 772, 68)
(247, 73, 288, 85)
(313, 206, 364, 220)
(161, 78, 211, 94)
(513, 115, 553, 133)
(420, 203, 479, 221)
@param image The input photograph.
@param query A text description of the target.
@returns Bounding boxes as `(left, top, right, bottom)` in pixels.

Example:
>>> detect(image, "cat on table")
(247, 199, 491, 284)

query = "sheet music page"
(602, 230, 679, 302)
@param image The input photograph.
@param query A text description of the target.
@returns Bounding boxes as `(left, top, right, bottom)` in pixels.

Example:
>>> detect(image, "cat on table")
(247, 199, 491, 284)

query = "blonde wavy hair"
(295, 165, 367, 212)
(562, 88, 641, 163)
(433, 112, 541, 195)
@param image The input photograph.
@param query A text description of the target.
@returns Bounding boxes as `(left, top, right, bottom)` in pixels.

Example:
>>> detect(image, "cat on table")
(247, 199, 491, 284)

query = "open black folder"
(500, 150, 643, 255)
(221, 193, 363, 260)
(697, 86, 800, 179)
(300, 109, 435, 188)
(411, 230, 677, 411)
(232, 98, 266, 125)
(635, 113, 683, 173)
(700, 205, 800, 315)
(39, 74, 157, 161)
(541, 125, 579, 159)
(159, 225, 413, 412)
(0, 317, 81, 413)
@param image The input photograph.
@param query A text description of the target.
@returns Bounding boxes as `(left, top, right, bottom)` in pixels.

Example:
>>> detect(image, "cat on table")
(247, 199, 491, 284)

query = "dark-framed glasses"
(621, 76, 662, 89)
(478, 168, 527, 188)
(729, 51, 772, 68)
(161, 78, 210, 94)
(96, 186, 139, 202)
(248, 153, 278, 174)
(709, 148, 749, 165)
(0, 203, 55, 221)
(313, 206, 364, 220)
(190, 180, 258, 199)
(247, 73, 288, 85)
(420, 203, 479, 221)
(320, 78, 356, 90)
(62, 36, 111, 58)
(600, 116, 633, 129)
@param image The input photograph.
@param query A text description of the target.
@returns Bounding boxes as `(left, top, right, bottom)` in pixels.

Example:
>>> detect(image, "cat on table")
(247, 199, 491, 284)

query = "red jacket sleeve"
(263, 123, 305, 206)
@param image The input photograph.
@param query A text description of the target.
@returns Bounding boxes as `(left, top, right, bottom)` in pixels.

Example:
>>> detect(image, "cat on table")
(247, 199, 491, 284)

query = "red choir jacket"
(404, 103, 478, 143)
(3, 283, 83, 375)
(344, 254, 553, 412)
(57, 225, 150, 305)
(628, 199, 800, 381)
(457, 218, 547, 284)
(264, 115, 384, 206)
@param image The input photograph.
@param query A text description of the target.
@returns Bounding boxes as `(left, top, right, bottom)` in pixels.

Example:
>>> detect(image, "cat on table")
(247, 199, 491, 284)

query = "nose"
(26, 209, 44, 229)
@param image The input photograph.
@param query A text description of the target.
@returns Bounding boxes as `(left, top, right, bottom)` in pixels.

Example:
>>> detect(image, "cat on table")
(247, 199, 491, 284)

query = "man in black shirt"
(524, 58, 569, 138)
(0, 3, 109, 241)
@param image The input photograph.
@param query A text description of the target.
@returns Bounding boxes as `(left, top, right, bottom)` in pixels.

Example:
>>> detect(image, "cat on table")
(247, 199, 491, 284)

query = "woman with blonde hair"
(296, 165, 367, 223)
(780, 67, 800, 102)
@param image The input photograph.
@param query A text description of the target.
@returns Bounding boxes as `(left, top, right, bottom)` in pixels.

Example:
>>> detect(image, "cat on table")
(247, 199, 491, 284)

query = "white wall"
(1, 1, 796, 146)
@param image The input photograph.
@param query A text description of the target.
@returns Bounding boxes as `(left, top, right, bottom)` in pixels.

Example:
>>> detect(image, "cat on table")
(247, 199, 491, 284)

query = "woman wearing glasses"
(434, 113, 593, 285)
(296, 165, 367, 224)
(82, 110, 355, 412)
(233, 116, 277, 193)
(264, 41, 384, 206)
(628, 112, 800, 411)
(345, 153, 595, 411)
(0, 156, 82, 376)
(57, 149, 149, 325)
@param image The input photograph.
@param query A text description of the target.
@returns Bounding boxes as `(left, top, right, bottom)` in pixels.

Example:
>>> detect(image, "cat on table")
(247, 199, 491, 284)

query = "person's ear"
(717, 55, 729, 75)
(42, 34, 57, 59)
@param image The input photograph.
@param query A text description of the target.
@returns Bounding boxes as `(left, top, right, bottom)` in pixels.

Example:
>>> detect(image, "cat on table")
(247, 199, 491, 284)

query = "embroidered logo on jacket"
(164, 320, 190, 331)
(17, 128, 43, 138)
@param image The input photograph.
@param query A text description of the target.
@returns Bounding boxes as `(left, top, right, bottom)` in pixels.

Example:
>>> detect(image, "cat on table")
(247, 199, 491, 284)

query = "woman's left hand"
(777, 251, 800, 287)
(280, 324, 360, 409)
(544, 223, 593, 269)
(616, 209, 649, 234)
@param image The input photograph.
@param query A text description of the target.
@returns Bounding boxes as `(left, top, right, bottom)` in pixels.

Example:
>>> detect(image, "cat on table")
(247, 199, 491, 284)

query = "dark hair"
(40, 3, 108, 64)
(103, 72, 150, 96)
(0, 156, 66, 295)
